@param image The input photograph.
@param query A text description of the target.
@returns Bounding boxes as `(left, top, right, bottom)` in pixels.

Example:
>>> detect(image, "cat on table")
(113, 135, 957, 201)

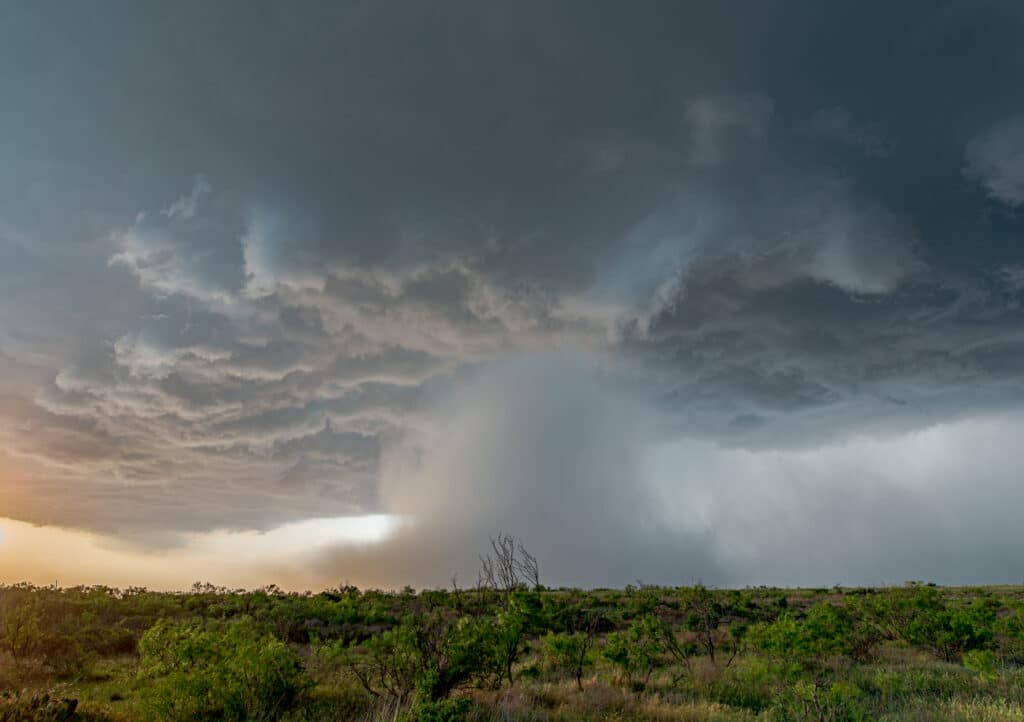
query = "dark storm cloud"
(2, 0, 1024, 585)
(804, 107, 891, 159)
(964, 117, 1024, 207)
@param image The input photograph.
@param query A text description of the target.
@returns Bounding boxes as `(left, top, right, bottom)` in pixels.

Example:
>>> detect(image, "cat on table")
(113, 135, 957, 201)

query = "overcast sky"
(2, 1, 1024, 590)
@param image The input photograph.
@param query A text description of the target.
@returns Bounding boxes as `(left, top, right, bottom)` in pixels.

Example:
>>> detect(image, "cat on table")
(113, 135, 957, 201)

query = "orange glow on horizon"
(0, 515, 404, 591)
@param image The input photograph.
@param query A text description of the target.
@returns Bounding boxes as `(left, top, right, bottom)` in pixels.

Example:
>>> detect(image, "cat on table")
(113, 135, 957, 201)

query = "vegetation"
(3, 548, 1024, 720)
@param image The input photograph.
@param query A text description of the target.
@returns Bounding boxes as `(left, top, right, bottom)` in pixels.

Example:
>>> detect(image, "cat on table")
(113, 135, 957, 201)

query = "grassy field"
(2, 579, 1024, 721)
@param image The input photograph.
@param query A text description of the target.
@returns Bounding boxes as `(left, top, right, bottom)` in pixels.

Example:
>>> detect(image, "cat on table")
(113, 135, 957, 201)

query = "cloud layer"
(2, 1, 1024, 587)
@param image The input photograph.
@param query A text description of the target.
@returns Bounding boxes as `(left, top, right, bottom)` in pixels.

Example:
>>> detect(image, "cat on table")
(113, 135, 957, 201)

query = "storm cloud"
(2, 1, 1024, 588)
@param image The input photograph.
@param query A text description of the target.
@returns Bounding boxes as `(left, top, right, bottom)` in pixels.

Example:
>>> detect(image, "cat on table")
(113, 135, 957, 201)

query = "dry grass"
(880, 697, 1024, 722)
(467, 678, 756, 721)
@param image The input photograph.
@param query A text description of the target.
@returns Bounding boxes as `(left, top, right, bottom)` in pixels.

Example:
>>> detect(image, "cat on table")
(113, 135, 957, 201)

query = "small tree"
(603, 614, 665, 691)
(0, 595, 42, 660)
(340, 611, 492, 703)
(543, 610, 601, 691)
(487, 591, 542, 687)
(681, 584, 724, 666)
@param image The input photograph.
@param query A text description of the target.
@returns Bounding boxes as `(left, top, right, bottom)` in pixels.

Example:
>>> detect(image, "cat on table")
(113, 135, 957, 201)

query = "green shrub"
(869, 585, 998, 662)
(0, 595, 43, 659)
(770, 679, 868, 722)
(38, 634, 94, 680)
(335, 611, 495, 702)
(543, 631, 594, 690)
(751, 603, 880, 669)
(964, 649, 997, 677)
(400, 698, 474, 722)
(709, 657, 775, 711)
(603, 614, 665, 689)
(995, 603, 1024, 666)
(136, 617, 308, 721)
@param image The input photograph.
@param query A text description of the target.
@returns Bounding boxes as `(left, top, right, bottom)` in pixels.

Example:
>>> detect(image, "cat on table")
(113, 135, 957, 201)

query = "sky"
(2, 1, 1024, 590)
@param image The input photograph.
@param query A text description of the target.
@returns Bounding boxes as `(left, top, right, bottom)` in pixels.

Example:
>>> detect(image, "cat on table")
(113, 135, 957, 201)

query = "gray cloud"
(964, 116, 1024, 207)
(163, 175, 212, 221)
(109, 202, 246, 305)
(314, 355, 719, 588)
(806, 107, 890, 158)
(1, 0, 1024, 587)
(685, 93, 775, 167)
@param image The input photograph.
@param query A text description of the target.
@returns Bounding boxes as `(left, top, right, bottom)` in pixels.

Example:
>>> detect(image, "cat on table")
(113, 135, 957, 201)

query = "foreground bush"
(333, 610, 498, 703)
(0, 689, 80, 722)
(137, 617, 308, 721)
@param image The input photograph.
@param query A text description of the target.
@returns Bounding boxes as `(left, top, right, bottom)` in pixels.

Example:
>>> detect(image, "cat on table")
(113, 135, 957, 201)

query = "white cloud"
(241, 210, 326, 297)
(162, 175, 212, 220)
(109, 224, 239, 305)
(112, 332, 232, 380)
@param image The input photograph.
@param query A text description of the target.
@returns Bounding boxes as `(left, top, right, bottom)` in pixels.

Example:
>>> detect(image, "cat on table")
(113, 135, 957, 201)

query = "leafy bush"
(400, 698, 474, 722)
(770, 679, 868, 722)
(136, 617, 308, 721)
(751, 603, 880, 668)
(865, 584, 998, 662)
(36, 633, 94, 679)
(603, 614, 665, 690)
(336, 611, 494, 702)
(707, 657, 775, 711)
(543, 631, 594, 690)
(486, 591, 543, 686)
(964, 649, 997, 677)
(995, 604, 1024, 666)
(1, 594, 43, 659)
